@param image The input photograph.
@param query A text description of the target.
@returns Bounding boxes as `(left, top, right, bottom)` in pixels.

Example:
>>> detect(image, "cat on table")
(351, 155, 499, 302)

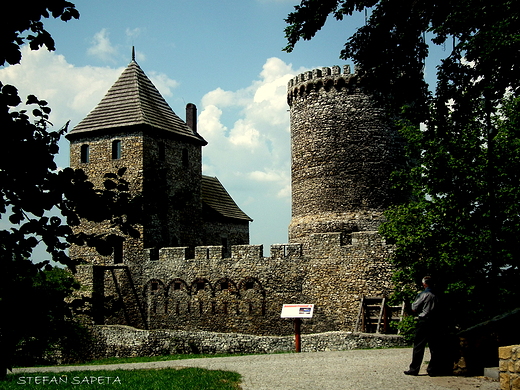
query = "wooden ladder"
(355, 296, 404, 334)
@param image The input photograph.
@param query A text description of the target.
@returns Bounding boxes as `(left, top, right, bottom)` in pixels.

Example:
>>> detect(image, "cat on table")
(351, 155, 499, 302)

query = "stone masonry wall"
(86, 325, 407, 360)
(287, 65, 405, 251)
(142, 131, 204, 249)
(200, 219, 250, 257)
(69, 129, 145, 264)
(499, 345, 520, 390)
(75, 231, 395, 336)
(68, 125, 207, 263)
(303, 232, 395, 332)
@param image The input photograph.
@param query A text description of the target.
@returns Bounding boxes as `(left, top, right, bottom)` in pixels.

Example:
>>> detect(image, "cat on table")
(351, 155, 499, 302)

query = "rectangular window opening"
(158, 142, 165, 161)
(80, 144, 89, 163)
(113, 241, 123, 264)
(112, 140, 121, 160)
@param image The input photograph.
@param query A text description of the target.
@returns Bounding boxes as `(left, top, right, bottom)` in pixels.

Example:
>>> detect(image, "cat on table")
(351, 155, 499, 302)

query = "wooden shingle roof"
(67, 60, 206, 145)
(201, 176, 252, 222)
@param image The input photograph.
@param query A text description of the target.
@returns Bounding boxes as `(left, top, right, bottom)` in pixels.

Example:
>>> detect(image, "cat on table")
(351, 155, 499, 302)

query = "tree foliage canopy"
(0, 0, 79, 66)
(0, 1, 141, 377)
(285, 0, 520, 328)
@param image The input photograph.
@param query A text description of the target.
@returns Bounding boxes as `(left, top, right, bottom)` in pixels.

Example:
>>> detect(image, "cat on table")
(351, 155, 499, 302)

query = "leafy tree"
(0, 1, 141, 378)
(0, 1, 79, 65)
(1, 266, 89, 368)
(285, 0, 520, 328)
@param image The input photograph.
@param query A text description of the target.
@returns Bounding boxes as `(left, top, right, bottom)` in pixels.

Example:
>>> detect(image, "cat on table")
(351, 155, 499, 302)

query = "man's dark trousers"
(409, 318, 440, 374)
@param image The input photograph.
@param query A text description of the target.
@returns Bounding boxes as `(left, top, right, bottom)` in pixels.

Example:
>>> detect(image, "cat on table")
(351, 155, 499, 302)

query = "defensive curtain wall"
(75, 231, 394, 337)
(72, 65, 402, 354)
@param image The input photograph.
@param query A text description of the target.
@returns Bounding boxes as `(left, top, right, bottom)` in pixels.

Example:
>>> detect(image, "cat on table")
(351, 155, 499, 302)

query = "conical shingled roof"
(201, 176, 252, 222)
(67, 60, 206, 145)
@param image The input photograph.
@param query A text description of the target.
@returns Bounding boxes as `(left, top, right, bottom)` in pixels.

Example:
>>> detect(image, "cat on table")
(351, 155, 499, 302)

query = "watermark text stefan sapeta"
(16, 375, 121, 385)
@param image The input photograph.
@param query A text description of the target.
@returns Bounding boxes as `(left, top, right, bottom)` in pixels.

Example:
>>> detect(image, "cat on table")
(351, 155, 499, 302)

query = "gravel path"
(12, 348, 499, 389)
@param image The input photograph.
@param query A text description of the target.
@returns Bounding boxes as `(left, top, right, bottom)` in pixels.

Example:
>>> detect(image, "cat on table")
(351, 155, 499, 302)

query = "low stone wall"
(87, 325, 408, 360)
(499, 345, 520, 390)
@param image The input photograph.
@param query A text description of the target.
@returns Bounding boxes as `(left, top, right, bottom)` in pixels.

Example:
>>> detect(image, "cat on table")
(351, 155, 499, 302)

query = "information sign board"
(280, 304, 314, 319)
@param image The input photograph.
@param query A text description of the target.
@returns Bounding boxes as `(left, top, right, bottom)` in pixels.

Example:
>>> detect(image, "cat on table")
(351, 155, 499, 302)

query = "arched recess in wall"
(238, 277, 266, 316)
(324, 79, 334, 92)
(143, 279, 166, 318)
(190, 278, 213, 316)
(214, 278, 239, 315)
(166, 278, 190, 316)
(334, 77, 346, 92)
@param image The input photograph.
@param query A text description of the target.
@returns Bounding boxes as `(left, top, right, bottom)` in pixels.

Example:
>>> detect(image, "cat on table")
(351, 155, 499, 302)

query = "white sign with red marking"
(280, 304, 314, 318)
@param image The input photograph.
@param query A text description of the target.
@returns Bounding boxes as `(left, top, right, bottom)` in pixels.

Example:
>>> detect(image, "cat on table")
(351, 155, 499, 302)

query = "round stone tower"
(287, 65, 405, 249)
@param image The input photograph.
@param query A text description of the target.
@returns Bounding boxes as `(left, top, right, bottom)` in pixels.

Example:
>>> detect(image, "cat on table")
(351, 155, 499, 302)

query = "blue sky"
(1, 0, 443, 256)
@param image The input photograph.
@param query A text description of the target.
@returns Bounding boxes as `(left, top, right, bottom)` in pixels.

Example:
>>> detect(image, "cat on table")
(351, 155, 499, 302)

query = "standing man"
(404, 276, 440, 376)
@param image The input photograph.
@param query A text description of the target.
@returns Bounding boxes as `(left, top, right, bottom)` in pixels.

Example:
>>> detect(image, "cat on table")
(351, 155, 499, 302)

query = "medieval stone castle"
(66, 59, 404, 336)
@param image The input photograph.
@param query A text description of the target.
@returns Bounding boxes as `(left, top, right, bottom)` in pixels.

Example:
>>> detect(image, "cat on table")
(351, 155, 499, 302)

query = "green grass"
(2, 368, 241, 389)
(31, 351, 291, 367)
(81, 353, 256, 366)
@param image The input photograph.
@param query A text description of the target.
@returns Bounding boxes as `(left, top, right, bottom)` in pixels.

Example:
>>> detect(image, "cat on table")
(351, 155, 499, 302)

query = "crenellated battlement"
(144, 243, 301, 262)
(142, 232, 386, 263)
(287, 65, 360, 105)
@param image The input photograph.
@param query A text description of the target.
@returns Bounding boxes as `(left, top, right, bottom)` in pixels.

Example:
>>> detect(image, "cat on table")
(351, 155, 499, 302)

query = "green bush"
(393, 315, 417, 343)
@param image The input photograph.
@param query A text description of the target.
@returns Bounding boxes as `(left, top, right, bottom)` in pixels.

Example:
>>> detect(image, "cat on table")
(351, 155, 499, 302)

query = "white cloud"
(249, 170, 285, 182)
(0, 46, 180, 127)
(229, 119, 261, 147)
(249, 169, 291, 199)
(125, 27, 144, 39)
(148, 72, 180, 97)
(134, 50, 146, 63)
(202, 88, 237, 108)
(198, 57, 302, 207)
(125, 28, 146, 62)
(0, 46, 122, 129)
(87, 28, 118, 63)
(198, 104, 228, 137)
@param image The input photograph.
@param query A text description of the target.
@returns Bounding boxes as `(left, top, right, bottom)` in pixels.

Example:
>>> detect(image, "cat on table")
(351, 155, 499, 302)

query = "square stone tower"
(66, 57, 251, 266)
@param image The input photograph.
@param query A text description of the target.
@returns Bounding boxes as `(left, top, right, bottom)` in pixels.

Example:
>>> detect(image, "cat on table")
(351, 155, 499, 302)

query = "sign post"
(293, 318, 302, 352)
(280, 304, 314, 353)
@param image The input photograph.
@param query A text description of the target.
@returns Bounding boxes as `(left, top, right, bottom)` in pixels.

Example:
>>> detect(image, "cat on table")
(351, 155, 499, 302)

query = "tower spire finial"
(132, 46, 135, 62)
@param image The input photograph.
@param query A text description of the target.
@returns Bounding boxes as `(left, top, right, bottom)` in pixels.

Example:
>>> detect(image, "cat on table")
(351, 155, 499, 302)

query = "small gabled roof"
(67, 60, 206, 145)
(201, 176, 252, 222)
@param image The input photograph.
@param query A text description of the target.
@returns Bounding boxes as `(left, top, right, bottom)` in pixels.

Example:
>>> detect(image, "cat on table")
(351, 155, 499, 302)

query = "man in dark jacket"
(404, 276, 441, 376)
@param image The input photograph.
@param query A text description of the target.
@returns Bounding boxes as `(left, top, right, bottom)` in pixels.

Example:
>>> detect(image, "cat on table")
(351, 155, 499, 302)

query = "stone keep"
(66, 59, 251, 264)
(287, 65, 405, 250)
(67, 61, 402, 336)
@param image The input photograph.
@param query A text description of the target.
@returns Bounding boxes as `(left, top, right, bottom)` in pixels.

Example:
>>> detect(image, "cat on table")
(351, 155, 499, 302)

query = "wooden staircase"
(354, 296, 404, 334)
